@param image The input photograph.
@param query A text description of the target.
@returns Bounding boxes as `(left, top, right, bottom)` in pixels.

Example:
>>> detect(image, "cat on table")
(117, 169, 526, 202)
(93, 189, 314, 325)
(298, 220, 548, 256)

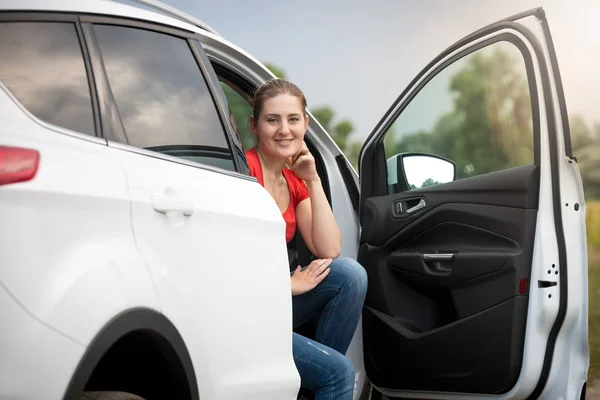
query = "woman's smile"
(275, 138, 293, 146)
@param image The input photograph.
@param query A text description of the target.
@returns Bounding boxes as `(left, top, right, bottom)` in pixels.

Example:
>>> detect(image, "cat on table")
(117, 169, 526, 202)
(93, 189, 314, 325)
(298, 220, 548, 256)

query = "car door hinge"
(538, 280, 557, 288)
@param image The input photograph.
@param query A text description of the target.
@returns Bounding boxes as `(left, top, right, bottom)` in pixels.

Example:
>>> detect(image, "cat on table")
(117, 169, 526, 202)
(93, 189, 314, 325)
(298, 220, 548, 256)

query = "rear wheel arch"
(63, 308, 199, 400)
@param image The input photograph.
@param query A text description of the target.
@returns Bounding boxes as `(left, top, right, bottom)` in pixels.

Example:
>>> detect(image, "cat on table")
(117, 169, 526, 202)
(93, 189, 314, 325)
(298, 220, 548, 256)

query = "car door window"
(0, 22, 95, 136)
(383, 40, 534, 191)
(218, 78, 255, 151)
(93, 25, 234, 171)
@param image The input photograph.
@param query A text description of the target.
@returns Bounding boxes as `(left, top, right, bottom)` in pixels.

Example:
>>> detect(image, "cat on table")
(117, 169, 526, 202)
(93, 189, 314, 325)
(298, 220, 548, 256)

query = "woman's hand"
(290, 258, 332, 296)
(292, 142, 318, 183)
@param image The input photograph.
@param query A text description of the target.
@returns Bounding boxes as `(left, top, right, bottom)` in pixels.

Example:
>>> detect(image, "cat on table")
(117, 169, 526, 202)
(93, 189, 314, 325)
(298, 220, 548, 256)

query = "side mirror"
(386, 153, 456, 193)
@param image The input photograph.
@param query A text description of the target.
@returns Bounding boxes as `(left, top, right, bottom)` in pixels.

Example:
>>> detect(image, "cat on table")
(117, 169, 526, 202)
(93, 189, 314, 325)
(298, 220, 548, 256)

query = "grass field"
(587, 201, 600, 384)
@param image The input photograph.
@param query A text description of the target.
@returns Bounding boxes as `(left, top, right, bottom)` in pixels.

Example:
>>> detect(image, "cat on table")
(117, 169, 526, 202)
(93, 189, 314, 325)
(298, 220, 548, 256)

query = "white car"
(0, 1, 589, 399)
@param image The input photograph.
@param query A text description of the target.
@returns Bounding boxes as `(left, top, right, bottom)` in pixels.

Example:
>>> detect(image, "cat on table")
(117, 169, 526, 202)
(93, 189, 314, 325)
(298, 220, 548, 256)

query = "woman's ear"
(249, 115, 258, 137)
(303, 113, 309, 131)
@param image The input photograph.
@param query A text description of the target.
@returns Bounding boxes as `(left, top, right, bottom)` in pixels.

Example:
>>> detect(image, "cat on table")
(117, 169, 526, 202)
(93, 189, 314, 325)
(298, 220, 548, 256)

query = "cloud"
(0, 22, 95, 135)
(94, 24, 226, 148)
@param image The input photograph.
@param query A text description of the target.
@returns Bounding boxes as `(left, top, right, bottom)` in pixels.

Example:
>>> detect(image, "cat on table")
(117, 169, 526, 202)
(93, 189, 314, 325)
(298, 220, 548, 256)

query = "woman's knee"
(327, 352, 355, 392)
(293, 335, 355, 396)
(331, 257, 368, 294)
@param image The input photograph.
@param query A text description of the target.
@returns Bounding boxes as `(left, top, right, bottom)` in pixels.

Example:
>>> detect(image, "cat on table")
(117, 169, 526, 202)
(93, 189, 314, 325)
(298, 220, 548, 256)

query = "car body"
(0, 1, 589, 399)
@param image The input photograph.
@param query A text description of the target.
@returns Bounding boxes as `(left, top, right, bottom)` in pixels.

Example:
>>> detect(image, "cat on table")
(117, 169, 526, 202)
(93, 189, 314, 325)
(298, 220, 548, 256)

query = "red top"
(246, 148, 310, 243)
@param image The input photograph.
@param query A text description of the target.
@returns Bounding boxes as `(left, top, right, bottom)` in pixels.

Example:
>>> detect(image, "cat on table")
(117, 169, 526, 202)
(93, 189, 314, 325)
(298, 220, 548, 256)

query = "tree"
(311, 105, 360, 167)
(387, 46, 598, 198)
(264, 63, 287, 79)
(333, 120, 354, 151)
(311, 106, 355, 152)
(391, 45, 533, 179)
(346, 141, 363, 171)
(220, 82, 255, 150)
(311, 107, 335, 132)
(444, 48, 533, 176)
(571, 115, 600, 199)
(421, 178, 441, 188)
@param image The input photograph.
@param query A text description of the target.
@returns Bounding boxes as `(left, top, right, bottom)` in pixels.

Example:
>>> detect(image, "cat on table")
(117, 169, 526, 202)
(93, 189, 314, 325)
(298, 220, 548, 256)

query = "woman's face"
(252, 93, 308, 160)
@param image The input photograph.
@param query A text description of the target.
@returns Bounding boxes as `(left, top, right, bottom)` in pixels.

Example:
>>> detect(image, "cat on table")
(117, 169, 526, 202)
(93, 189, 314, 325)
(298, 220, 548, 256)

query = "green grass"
(587, 201, 600, 384)
(590, 257, 599, 382)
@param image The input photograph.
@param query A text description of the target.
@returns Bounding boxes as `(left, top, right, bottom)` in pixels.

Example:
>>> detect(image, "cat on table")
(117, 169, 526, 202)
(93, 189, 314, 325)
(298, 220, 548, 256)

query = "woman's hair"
(251, 78, 308, 120)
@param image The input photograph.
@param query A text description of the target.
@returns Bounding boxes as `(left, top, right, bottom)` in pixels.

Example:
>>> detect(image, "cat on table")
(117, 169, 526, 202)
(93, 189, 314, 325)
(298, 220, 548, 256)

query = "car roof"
(0, 0, 217, 36)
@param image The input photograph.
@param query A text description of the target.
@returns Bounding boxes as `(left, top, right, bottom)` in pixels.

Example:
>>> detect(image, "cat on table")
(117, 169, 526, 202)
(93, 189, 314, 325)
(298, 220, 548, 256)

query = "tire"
(80, 392, 146, 400)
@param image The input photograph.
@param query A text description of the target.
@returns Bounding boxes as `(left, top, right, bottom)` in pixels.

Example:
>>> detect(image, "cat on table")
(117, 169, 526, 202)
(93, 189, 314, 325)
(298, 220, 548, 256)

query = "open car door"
(358, 8, 589, 399)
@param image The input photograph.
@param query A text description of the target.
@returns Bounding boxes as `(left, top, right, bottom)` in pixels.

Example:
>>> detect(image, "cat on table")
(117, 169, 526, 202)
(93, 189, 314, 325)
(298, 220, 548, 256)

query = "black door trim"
(539, 12, 573, 159)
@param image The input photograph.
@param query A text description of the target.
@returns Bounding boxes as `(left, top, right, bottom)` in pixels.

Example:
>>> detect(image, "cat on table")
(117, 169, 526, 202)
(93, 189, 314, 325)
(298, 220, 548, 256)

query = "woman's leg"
(292, 257, 367, 354)
(293, 332, 355, 400)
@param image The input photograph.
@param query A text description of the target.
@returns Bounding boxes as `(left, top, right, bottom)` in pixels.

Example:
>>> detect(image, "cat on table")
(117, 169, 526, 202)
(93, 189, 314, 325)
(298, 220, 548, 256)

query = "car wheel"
(80, 392, 146, 400)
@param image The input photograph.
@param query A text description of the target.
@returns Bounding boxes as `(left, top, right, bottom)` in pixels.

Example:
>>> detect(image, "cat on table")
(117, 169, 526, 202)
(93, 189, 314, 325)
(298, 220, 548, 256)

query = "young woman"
(246, 78, 367, 400)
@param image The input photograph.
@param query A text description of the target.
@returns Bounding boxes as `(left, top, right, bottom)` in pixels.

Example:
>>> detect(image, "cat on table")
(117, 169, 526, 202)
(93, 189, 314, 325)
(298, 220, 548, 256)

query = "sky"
(164, 0, 600, 142)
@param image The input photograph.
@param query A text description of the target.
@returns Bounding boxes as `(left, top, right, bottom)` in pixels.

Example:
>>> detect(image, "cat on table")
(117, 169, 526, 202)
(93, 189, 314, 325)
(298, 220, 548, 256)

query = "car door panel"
(360, 165, 540, 247)
(364, 298, 527, 394)
(360, 166, 538, 393)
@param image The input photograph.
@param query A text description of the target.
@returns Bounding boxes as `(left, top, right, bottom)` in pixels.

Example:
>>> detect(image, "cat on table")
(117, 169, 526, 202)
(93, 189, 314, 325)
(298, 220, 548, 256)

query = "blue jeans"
(292, 257, 367, 400)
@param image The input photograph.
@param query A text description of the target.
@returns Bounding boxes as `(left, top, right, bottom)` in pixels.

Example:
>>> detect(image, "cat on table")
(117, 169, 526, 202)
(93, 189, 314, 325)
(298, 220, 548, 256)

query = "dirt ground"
(588, 379, 600, 400)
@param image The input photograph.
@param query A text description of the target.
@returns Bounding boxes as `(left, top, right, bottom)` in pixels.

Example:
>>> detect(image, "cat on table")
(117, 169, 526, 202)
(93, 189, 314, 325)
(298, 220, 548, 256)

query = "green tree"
(311, 105, 360, 168)
(311, 107, 335, 132)
(220, 82, 255, 150)
(444, 48, 533, 176)
(391, 45, 533, 179)
(571, 115, 600, 199)
(421, 178, 441, 188)
(264, 63, 287, 79)
(345, 141, 363, 171)
(333, 120, 355, 151)
(386, 46, 598, 198)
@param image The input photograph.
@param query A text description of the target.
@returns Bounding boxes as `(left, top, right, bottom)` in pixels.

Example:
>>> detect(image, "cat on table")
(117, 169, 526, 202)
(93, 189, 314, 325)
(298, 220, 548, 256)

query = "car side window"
(93, 25, 235, 171)
(383, 40, 534, 192)
(0, 22, 95, 136)
(218, 78, 256, 151)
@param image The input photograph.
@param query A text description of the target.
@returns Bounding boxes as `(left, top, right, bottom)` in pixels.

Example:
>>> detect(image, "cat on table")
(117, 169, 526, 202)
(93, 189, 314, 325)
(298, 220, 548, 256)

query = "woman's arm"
(296, 177, 341, 259)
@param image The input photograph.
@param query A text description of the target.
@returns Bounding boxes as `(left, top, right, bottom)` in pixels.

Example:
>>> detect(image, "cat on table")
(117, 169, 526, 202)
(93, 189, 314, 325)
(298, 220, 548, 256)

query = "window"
(383, 40, 534, 191)
(94, 25, 234, 170)
(218, 78, 255, 151)
(0, 22, 95, 136)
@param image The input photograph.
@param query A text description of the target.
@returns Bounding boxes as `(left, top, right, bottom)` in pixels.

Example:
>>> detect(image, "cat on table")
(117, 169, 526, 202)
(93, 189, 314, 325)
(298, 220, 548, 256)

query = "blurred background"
(167, 0, 599, 390)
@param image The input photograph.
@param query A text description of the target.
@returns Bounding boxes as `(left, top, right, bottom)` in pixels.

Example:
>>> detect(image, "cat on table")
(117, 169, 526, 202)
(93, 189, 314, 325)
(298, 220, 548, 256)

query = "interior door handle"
(422, 253, 455, 262)
(406, 199, 426, 214)
(152, 194, 194, 216)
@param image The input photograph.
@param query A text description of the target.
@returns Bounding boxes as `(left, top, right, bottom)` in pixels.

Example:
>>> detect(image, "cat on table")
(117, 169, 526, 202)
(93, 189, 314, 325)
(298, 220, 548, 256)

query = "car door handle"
(151, 194, 194, 216)
(422, 253, 455, 262)
(406, 198, 426, 214)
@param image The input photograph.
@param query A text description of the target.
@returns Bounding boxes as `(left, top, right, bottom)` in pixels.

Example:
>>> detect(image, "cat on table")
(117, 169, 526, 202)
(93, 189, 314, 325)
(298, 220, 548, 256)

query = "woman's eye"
(267, 118, 278, 123)
(289, 117, 299, 122)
